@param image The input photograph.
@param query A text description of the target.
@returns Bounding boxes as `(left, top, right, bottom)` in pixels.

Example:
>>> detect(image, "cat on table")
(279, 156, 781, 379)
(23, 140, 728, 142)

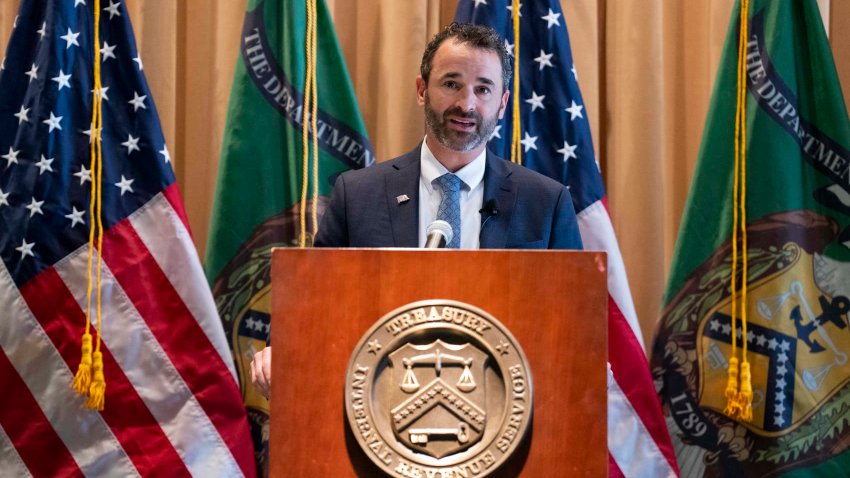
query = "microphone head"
(426, 220, 454, 245)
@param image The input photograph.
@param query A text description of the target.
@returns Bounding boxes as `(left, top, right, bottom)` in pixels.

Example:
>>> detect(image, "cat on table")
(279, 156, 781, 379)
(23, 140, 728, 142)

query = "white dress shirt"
(418, 139, 485, 249)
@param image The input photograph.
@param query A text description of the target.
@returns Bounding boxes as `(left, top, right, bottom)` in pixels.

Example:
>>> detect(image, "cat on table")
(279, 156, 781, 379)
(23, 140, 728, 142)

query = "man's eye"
(477, 87, 491, 95)
(443, 81, 459, 89)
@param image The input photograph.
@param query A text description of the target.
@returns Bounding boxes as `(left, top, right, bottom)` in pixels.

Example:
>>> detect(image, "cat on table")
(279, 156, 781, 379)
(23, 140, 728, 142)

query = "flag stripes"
(136, 189, 237, 382)
(1, 194, 251, 476)
(86, 199, 250, 476)
(0, 265, 138, 477)
(0, 348, 80, 478)
(23, 266, 190, 477)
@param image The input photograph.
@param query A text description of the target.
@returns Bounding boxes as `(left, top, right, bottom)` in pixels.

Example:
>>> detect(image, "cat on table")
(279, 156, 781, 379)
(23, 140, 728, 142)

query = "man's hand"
(251, 346, 272, 399)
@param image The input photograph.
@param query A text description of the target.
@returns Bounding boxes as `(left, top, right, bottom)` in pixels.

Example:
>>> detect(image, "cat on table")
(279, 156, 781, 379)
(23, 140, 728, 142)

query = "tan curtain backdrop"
(2, 0, 849, 351)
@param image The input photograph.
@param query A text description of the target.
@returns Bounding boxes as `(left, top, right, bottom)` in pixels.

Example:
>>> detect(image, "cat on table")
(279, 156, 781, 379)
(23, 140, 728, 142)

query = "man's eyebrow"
(439, 72, 496, 86)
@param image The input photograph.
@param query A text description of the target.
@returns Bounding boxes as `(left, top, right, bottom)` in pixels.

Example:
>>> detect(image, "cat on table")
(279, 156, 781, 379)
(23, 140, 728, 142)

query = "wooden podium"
(270, 248, 607, 477)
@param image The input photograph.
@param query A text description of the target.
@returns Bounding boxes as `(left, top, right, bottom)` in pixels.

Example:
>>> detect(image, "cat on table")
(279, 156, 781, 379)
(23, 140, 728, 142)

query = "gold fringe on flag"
(299, 0, 320, 247)
(724, 0, 752, 422)
(73, 0, 107, 411)
(510, 0, 521, 165)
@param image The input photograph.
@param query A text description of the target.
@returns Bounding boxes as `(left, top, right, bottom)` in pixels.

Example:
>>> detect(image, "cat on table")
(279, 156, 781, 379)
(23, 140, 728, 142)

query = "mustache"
(443, 107, 481, 122)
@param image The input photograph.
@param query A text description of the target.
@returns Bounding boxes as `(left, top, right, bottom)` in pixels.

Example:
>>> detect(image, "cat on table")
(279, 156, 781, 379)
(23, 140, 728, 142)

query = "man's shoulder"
(338, 147, 419, 183)
(487, 152, 566, 191)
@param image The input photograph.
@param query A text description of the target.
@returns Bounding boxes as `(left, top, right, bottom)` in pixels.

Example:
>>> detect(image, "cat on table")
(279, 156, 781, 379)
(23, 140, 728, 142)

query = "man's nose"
(454, 88, 476, 112)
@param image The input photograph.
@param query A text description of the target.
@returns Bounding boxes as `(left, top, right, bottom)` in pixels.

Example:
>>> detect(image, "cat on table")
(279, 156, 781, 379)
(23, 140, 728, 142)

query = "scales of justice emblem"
(389, 340, 488, 458)
(345, 300, 533, 477)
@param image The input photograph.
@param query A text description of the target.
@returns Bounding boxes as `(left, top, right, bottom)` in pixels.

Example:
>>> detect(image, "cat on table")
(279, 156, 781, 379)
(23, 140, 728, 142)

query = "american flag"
(455, 1, 679, 476)
(0, 1, 254, 476)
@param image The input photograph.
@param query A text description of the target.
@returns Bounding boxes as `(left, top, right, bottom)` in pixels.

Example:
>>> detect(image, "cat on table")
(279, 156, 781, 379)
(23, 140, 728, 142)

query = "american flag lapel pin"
(396, 194, 410, 204)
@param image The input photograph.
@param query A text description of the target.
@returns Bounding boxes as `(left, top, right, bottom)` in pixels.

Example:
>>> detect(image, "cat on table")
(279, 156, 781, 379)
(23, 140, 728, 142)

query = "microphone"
(424, 220, 454, 248)
(480, 199, 499, 227)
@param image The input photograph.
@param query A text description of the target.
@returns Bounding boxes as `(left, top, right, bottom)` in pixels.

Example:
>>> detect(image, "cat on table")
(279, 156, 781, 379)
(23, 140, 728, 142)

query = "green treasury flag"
(651, 1, 850, 477)
(204, 0, 372, 472)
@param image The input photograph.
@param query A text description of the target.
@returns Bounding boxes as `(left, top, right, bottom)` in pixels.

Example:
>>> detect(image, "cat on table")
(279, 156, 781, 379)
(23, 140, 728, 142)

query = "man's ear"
(416, 76, 426, 106)
(498, 89, 510, 119)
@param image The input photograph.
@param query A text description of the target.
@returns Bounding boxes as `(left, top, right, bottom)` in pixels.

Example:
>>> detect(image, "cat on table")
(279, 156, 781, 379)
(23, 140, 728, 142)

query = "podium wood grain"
(270, 248, 607, 477)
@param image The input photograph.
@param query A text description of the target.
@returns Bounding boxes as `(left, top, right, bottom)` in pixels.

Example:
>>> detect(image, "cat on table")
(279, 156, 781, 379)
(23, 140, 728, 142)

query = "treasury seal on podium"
(345, 300, 533, 477)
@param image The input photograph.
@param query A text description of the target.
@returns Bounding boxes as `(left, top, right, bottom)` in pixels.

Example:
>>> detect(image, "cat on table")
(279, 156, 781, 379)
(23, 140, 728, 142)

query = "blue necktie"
(432, 173, 462, 248)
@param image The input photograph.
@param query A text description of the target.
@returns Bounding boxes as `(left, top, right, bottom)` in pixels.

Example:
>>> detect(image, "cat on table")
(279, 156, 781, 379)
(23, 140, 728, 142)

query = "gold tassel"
(738, 361, 753, 421)
(72, 333, 93, 395)
(86, 351, 106, 411)
(723, 356, 740, 417)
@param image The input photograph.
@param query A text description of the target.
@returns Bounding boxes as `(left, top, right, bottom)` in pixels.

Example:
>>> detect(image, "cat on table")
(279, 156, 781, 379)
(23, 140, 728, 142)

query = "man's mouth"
(448, 117, 476, 129)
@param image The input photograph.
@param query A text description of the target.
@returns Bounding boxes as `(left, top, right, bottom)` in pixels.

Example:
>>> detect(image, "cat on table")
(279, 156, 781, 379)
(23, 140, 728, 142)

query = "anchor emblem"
(758, 279, 849, 391)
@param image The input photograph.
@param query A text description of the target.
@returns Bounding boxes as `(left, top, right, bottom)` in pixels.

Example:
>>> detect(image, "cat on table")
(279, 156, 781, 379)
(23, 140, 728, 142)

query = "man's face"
(417, 40, 510, 153)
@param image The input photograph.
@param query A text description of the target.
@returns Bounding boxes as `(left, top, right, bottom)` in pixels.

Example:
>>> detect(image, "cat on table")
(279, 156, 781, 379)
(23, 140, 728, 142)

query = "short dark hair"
(420, 22, 511, 93)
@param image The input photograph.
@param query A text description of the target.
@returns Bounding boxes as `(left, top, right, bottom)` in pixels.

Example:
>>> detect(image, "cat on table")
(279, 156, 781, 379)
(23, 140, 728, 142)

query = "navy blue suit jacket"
(314, 146, 583, 249)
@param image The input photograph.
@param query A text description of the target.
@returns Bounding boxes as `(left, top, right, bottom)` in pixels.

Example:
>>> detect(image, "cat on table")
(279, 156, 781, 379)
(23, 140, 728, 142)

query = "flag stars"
(768, 337, 778, 350)
(43, 112, 63, 132)
(37, 22, 47, 40)
(571, 63, 578, 80)
(15, 239, 35, 259)
(721, 323, 731, 335)
(709, 319, 721, 331)
(52, 70, 72, 90)
(776, 378, 786, 390)
(65, 207, 86, 228)
(755, 334, 767, 347)
(0, 188, 9, 207)
(104, 1, 122, 19)
(75, 0, 86, 6)
(92, 86, 110, 101)
(525, 91, 546, 111)
(473, 0, 487, 6)
(565, 100, 584, 120)
(774, 415, 785, 427)
(35, 155, 54, 175)
(489, 125, 501, 141)
(60, 28, 80, 49)
(25, 64, 39, 82)
(100, 42, 117, 62)
(776, 365, 787, 376)
(520, 131, 538, 152)
(533, 49, 554, 71)
(507, 2, 522, 17)
(128, 92, 147, 111)
(25, 198, 44, 217)
(541, 8, 561, 29)
(115, 175, 135, 195)
(557, 141, 578, 162)
(159, 146, 171, 163)
(74, 164, 92, 184)
(133, 55, 144, 70)
(122, 134, 141, 154)
(14, 105, 29, 124)
(504, 39, 514, 58)
(2, 147, 20, 166)
(82, 126, 103, 143)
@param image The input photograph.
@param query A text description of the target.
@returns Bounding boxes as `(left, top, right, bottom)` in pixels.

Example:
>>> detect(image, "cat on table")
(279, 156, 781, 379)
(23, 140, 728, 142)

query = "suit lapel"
(480, 153, 516, 249)
(385, 147, 421, 247)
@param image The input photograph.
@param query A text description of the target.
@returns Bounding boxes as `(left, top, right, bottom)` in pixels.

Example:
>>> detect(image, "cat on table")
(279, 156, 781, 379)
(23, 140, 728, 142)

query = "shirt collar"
(420, 137, 487, 193)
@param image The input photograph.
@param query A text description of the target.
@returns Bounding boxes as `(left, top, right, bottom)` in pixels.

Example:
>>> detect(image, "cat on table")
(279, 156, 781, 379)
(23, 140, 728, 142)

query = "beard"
(424, 93, 500, 152)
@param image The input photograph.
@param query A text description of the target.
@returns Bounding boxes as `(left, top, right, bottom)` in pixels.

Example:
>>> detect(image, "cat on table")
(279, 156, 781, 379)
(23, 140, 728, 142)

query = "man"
(251, 23, 582, 397)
